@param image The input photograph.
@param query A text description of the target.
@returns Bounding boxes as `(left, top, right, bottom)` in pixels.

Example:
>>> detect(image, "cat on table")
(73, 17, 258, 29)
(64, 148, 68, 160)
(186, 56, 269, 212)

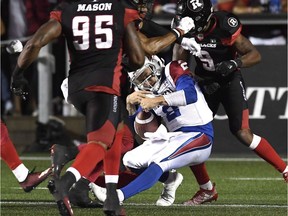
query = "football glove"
(215, 59, 242, 76)
(171, 17, 195, 37)
(10, 66, 28, 100)
(6, 40, 23, 54)
(181, 37, 201, 57)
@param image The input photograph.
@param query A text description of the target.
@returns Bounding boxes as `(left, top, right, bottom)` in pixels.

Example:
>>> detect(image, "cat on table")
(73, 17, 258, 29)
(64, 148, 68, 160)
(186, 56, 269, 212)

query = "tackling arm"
(124, 22, 145, 70)
(233, 34, 261, 68)
(17, 19, 62, 70)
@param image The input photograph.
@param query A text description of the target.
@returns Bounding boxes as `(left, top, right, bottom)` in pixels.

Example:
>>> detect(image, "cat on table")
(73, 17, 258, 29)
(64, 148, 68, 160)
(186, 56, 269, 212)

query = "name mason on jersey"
(77, 3, 112, 12)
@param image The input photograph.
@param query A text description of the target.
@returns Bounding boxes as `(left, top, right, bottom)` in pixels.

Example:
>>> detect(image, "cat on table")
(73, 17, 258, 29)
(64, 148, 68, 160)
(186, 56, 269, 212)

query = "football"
(134, 111, 160, 139)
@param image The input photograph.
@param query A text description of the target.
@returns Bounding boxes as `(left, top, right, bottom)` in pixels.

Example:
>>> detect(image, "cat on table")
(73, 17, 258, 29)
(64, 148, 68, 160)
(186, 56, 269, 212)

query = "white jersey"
(152, 60, 213, 137)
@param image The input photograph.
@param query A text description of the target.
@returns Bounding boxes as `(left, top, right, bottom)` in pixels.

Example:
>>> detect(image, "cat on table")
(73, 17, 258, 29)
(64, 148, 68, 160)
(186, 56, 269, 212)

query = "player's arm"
(138, 31, 178, 56)
(11, 19, 62, 98)
(138, 17, 196, 56)
(17, 19, 62, 69)
(233, 34, 261, 68)
(172, 43, 189, 61)
(124, 22, 145, 70)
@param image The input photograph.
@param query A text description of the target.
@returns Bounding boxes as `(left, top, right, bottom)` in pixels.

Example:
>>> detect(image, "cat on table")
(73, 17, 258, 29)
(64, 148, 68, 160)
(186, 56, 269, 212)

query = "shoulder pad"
(214, 11, 242, 36)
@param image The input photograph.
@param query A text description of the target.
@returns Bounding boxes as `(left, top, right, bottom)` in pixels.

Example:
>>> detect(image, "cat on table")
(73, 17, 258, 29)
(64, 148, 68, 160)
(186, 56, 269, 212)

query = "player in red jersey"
(10, 0, 146, 215)
(0, 120, 52, 192)
(172, 0, 288, 205)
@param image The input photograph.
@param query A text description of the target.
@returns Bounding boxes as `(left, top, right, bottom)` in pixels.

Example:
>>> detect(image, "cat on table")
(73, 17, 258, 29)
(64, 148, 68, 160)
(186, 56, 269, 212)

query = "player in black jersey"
(10, 0, 145, 215)
(172, 0, 288, 205)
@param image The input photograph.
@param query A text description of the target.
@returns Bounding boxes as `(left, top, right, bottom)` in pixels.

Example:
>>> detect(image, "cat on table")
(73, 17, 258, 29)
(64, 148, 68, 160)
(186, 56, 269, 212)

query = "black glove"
(10, 65, 28, 100)
(215, 59, 242, 77)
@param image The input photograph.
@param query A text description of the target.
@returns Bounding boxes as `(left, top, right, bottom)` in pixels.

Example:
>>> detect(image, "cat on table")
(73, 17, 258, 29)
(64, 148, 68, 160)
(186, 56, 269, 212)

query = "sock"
(158, 171, 169, 183)
(199, 181, 213, 190)
(12, 163, 29, 182)
(190, 163, 211, 185)
(104, 127, 123, 175)
(0, 122, 22, 170)
(71, 143, 106, 178)
(250, 135, 287, 173)
(282, 166, 288, 174)
(120, 163, 163, 200)
(87, 162, 103, 183)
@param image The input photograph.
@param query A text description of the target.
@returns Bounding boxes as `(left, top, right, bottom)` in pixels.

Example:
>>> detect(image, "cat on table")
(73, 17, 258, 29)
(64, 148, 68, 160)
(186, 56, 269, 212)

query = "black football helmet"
(174, 0, 213, 34)
(130, 0, 154, 19)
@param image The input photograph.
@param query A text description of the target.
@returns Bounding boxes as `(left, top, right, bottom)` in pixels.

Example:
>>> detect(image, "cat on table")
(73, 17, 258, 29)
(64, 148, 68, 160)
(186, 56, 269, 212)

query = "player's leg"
(0, 120, 51, 192)
(183, 84, 221, 205)
(92, 132, 212, 205)
(53, 92, 119, 215)
(223, 74, 288, 182)
(183, 163, 218, 205)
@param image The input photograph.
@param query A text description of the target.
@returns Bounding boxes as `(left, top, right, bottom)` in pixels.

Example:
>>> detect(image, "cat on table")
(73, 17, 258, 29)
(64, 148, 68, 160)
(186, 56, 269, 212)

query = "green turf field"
(1, 155, 287, 216)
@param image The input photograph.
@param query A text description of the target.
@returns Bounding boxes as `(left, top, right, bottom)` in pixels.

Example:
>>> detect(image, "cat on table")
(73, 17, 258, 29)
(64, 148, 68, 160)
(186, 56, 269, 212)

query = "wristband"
(233, 58, 243, 68)
(171, 28, 181, 38)
(12, 65, 25, 77)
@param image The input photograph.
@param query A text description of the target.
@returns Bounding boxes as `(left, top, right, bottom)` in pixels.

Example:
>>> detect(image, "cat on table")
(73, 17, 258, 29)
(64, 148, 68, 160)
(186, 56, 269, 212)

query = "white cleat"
(90, 182, 107, 203)
(156, 171, 184, 206)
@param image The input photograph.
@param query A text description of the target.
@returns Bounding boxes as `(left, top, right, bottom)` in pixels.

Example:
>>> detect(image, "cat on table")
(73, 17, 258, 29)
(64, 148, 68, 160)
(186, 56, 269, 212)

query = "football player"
(172, 0, 288, 205)
(91, 54, 215, 206)
(10, 0, 146, 215)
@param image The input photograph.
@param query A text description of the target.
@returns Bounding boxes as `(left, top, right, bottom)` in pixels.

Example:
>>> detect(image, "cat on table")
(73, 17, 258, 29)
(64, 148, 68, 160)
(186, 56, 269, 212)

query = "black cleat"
(69, 178, 103, 208)
(103, 183, 121, 216)
(50, 144, 79, 178)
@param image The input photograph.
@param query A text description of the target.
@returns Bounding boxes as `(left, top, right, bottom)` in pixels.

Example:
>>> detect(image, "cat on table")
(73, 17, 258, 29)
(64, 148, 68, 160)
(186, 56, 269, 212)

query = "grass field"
(1, 155, 287, 216)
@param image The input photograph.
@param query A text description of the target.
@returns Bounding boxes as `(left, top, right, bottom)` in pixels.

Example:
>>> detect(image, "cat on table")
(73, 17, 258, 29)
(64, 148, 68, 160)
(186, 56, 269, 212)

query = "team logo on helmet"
(227, 17, 238, 27)
(187, 0, 204, 12)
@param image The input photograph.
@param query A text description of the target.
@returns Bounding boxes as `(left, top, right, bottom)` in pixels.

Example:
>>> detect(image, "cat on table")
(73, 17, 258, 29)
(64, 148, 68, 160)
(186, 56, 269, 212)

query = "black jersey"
(51, 0, 125, 95)
(193, 11, 242, 80)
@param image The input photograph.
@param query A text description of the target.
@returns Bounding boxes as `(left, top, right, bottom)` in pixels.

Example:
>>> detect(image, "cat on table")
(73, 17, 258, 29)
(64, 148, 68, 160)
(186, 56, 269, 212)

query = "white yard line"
(0, 201, 287, 208)
(17, 156, 287, 162)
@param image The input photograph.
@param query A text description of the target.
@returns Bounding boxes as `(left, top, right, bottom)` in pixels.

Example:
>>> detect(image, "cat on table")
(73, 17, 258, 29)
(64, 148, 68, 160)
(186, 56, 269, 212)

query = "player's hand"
(127, 90, 151, 105)
(10, 73, 28, 100)
(215, 59, 241, 76)
(177, 17, 195, 34)
(181, 37, 201, 57)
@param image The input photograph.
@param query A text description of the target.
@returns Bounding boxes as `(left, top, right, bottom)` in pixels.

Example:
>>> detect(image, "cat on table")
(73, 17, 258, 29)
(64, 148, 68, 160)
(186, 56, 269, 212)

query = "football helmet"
(130, 0, 154, 19)
(174, 0, 213, 34)
(128, 55, 164, 92)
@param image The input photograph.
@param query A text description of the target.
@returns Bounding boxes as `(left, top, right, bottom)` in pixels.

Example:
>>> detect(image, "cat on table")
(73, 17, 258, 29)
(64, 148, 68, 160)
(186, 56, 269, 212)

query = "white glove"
(181, 37, 202, 57)
(6, 40, 23, 54)
(61, 78, 69, 103)
(175, 16, 195, 35)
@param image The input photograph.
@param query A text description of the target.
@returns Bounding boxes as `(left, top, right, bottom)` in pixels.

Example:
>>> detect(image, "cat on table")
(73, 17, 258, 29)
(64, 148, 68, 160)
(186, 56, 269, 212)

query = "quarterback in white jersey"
(92, 55, 214, 206)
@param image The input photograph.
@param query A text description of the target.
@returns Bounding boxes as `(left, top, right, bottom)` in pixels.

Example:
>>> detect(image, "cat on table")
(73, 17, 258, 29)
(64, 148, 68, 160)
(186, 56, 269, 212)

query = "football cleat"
(50, 144, 79, 178)
(68, 178, 103, 208)
(90, 183, 108, 203)
(20, 167, 52, 192)
(56, 178, 74, 216)
(283, 172, 288, 183)
(183, 183, 218, 205)
(156, 172, 183, 206)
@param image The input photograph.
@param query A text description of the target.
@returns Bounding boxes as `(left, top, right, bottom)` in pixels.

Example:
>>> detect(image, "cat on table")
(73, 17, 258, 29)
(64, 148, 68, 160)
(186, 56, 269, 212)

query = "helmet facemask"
(128, 56, 164, 92)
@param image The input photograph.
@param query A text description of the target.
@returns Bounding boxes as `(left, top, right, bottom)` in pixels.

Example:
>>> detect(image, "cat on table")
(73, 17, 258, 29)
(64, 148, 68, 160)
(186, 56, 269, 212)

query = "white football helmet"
(128, 55, 165, 92)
